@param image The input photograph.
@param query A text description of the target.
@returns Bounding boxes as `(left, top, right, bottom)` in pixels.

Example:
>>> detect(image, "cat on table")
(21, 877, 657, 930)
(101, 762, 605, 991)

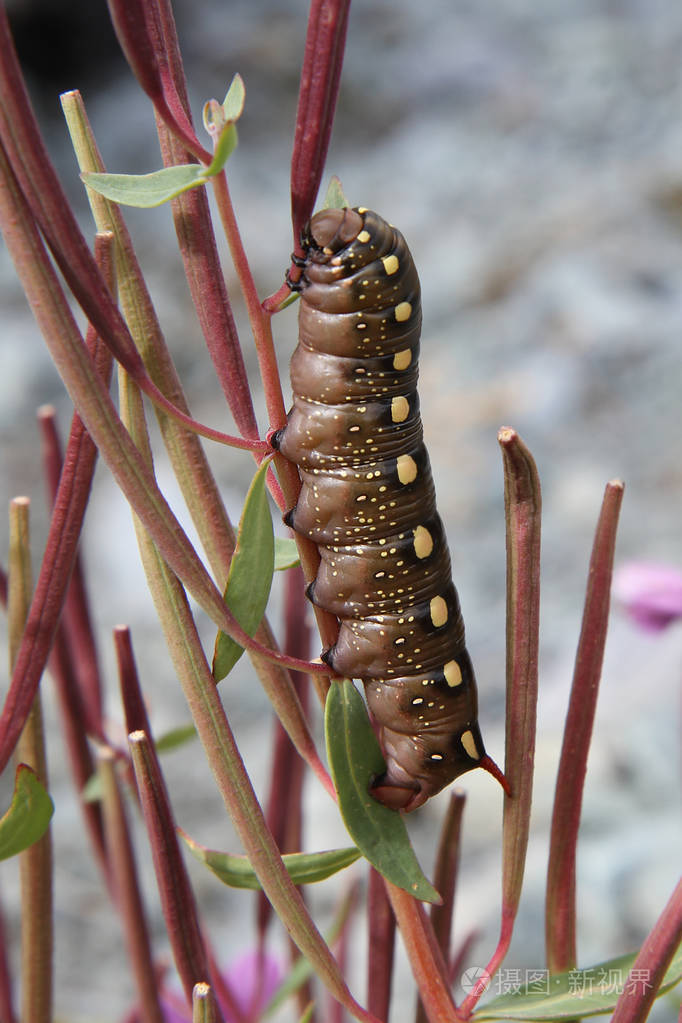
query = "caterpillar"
(273, 207, 506, 812)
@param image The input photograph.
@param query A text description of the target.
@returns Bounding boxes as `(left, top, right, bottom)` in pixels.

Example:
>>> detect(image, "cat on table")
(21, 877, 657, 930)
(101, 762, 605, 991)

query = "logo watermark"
(460, 966, 653, 998)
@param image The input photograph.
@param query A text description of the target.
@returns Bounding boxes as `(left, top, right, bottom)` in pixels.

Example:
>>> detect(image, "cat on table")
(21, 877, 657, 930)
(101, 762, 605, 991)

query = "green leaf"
(222, 73, 246, 123)
(84, 78, 245, 208)
(473, 947, 682, 1020)
(0, 765, 54, 860)
(325, 679, 439, 903)
(322, 175, 350, 210)
(82, 164, 210, 208)
(82, 772, 103, 803)
(200, 75, 243, 175)
(274, 536, 300, 571)
(212, 458, 275, 681)
(205, 123, 238, 176)
(182, 830, 360, 889)
(156, 723, 197, 753)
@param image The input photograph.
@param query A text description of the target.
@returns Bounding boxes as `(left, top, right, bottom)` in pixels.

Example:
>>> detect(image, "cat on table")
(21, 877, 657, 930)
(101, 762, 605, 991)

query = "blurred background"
(1, 0, 681, 1019)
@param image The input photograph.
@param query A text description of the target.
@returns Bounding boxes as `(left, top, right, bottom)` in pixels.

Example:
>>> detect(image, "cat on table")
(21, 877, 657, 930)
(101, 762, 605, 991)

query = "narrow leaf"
(181, 830, 360, 889)
(275, 537, 300, 571)
(473, 946, 682, 1020)
(325, 679, 439, 904)
(156, 723, 198, 753)
(82, 164, 208, 207)
(213, 459, 275, 681)
(0, 766, 54, 861)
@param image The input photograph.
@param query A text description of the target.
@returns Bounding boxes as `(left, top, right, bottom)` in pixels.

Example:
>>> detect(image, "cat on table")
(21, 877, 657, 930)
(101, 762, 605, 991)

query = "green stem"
(460, 428, 542, 1017)
(9, 499, 53, 1023)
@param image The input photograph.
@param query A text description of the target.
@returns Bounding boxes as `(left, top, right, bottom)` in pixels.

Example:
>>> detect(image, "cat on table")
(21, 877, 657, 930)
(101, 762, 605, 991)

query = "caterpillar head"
(305, 207, 364, 258)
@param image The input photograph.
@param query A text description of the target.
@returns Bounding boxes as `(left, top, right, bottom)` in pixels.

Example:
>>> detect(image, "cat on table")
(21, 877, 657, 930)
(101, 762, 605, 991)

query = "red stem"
(48, 624, 111, 889)
(99, 749, 166, 1023)
(290, 0, 352, 254)
(210, 173, 289, 435)
(611, 876, 682, 1023)
(386, 882, 462, 1023)
(37, 403, 105, 739)
(115, 626, 153, 739)
(545, 480, 624, 974)
(367, 867, 395, 1022)
(428, 795, 466, 977)
(151, 0, 260, 443)
(128, 730, 217, 1014)
(106, 0, 210, 163)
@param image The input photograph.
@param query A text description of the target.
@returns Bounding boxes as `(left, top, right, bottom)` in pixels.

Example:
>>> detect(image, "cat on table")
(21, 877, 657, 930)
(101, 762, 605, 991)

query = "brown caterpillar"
(273, 207, 506, 812)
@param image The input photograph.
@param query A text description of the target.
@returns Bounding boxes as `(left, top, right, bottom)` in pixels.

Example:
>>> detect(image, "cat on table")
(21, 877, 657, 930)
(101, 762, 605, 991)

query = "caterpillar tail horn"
(479, 754, 512, 797)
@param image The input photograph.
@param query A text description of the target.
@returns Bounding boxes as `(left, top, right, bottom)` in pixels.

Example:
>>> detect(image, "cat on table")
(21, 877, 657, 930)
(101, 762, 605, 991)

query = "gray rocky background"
(0, 0, 681, 1020)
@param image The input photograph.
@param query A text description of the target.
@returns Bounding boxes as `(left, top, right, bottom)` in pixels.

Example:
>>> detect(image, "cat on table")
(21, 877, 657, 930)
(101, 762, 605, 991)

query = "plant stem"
(545, 480, 624, 974)
(98, 749, 166, 1023)
(461, 428, 541, 1017)
(8, 499, 53, 1023)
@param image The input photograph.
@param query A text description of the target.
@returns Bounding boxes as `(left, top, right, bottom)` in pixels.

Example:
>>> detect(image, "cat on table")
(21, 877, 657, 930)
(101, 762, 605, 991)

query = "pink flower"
(612, 561, 682, 632)
(159, 950, 284, 1022)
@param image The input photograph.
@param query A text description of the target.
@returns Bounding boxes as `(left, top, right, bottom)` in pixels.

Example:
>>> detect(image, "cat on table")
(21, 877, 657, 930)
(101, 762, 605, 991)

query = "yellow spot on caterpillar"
(382, 254, 399, 275)
(413, 525, 433, 559)
(430, 596, 448, 627)
(444, 660, 463, 687)
(357, 230, 370, 243)
(430, 753, 444, 762)
(391, 396, 409, 423)
(461, 730, 480, 760)
(395, 301, 412, 322)
(393, 349, 412, 370)
(397, 454, 417, 484)
(357, 206, 368, 214)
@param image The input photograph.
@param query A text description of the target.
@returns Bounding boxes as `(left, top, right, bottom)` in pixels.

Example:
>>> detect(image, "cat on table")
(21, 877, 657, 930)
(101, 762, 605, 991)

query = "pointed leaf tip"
(82, 165, 210, 207)
(325, 679, 439, 903)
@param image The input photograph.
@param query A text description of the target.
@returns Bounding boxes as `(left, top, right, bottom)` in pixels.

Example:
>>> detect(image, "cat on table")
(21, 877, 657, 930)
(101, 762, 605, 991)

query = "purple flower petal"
(219, 950, 284, 1021)
(156, 949, 284, 1022)
(612, 561, 682, 632)
(159, 996, 191, 1023)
